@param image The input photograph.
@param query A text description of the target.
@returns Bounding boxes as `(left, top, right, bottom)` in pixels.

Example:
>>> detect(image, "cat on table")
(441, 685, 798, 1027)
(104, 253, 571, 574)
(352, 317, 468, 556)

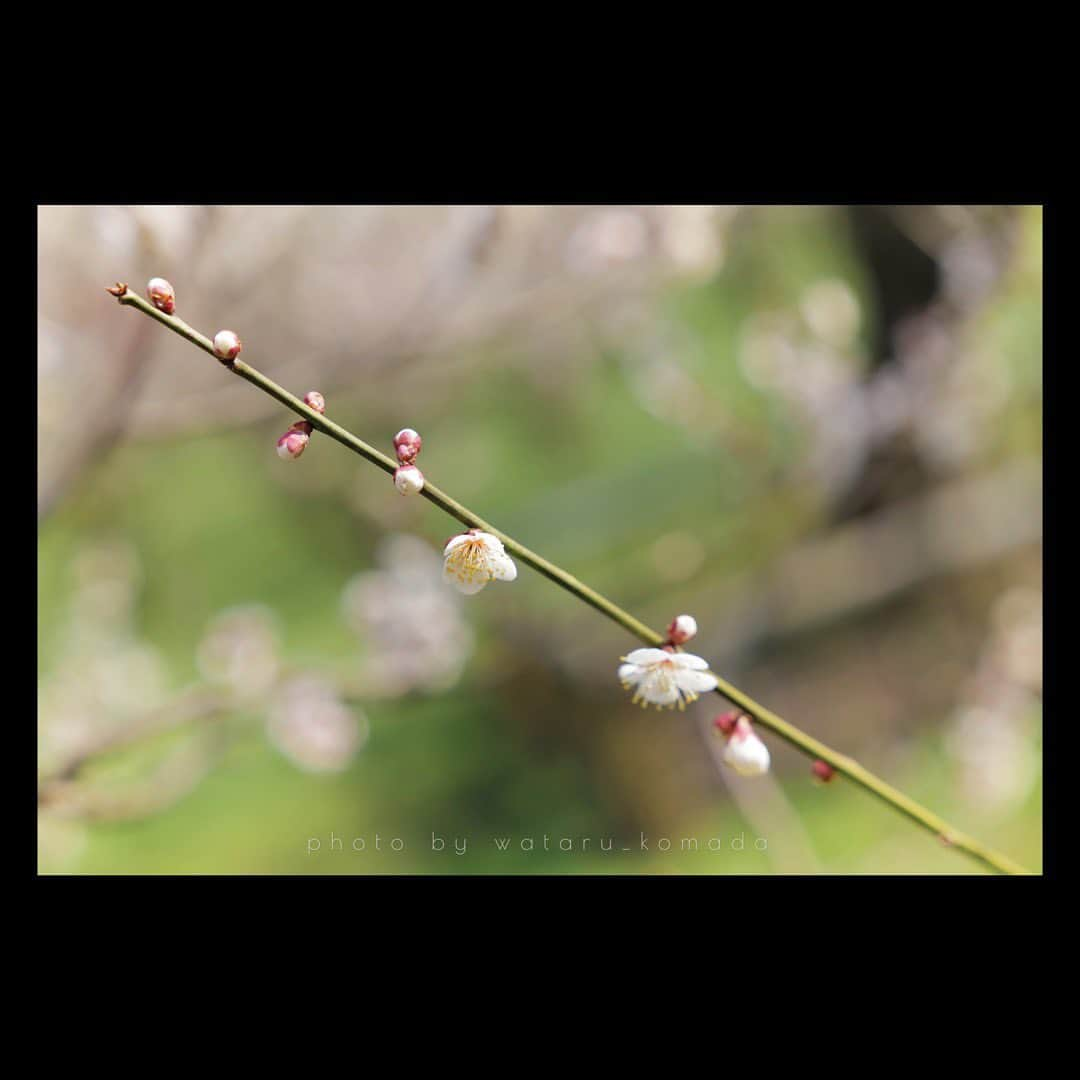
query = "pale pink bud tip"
(811, 760, 836, 783)
(393, 427, 423, 464)
(667, 614, 698, 644)
(147, 277, 175, 314)
(276, 430, 310, 460)
(713, 710, 739, 736)
(304, 391, 326, 414)
(213, 330, 243, 361)
(393, 464, 425, 495)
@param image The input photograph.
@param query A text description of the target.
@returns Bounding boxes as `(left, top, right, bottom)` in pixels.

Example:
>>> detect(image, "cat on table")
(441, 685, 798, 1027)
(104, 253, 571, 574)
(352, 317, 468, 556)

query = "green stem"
(110, 285, 1034, 875)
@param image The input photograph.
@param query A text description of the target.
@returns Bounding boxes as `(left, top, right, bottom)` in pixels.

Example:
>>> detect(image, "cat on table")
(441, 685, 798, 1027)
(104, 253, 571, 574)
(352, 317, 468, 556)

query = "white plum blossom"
(442, 530, 517, 595)
(722, 716, 771, 776)
(618, 647, 718, 711)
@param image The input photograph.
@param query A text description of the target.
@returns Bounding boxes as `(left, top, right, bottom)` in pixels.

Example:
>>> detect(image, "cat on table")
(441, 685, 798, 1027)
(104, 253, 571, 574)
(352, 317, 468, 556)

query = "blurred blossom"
(66, 539, 143, 646)
(91, 205, 140, 262)
(991, 587, 1042, 693)
(738, 310, 870, 497)
(267, 676, 367, 773)
(737, 314, 802, 391)
(799, 279, 861, 349)
(566, 209, 649, 274)
(659, 205, 726, 276)
(800, 381, 870, 498)
(342, 534, 473, 695)
(197, 605, 281, 700)
(39, 540, 168, 771)
(130, 204, 201, 263)
(946, 702, 1040, 811)
(941, 232, 1001, 310)
(897, 310, 1014, 474)
(864, 370, 912, 442)
(945, 586, 1042, 812)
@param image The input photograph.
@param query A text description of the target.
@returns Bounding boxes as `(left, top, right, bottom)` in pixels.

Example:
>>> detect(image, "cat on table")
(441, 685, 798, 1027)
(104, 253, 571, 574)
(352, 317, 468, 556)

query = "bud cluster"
(392, 428, 425, 496)
(276, 390, 326, 461)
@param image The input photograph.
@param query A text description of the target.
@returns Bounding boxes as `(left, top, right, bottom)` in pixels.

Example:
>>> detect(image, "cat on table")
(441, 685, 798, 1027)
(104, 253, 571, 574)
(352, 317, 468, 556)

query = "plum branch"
(107, 282, 1033, 875)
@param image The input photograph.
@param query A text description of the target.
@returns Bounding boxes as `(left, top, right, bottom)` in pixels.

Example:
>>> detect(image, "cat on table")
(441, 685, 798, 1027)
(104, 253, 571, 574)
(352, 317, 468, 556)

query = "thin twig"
(107, 284, 1034, 875)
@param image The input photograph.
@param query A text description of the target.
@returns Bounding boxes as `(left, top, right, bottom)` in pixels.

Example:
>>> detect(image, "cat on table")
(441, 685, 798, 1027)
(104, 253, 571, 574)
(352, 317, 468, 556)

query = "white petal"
(672, 652, 710, 670)
(724, 734, 771, 776)
(443, 559, 487, 592)
(473, 532, 503, 553)
(639, 676, 680, 707)
(490, 553, 517, 581)
(451, 576, 489, 596)
(676, 669, 718, 694)
(618, 663, 643, 685)
(443, 534, 470, 557)
(624, 648, 670, 666)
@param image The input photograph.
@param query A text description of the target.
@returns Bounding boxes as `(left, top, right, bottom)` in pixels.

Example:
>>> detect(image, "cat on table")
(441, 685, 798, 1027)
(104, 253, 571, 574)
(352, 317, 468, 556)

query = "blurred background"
(37, 205, 1043, 874)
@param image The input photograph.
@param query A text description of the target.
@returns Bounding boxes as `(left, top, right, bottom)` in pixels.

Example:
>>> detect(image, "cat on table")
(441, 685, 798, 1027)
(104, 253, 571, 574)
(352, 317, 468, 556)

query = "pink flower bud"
(811, 760, 836, 783)
(393, 428, 423, 464)
(276, 429, 310, 460)
(304, 391, 326, 415)
(393, 464, 425, 495)
(213, 330, 242, 361)
(667, 613, 698, 644)
(147, 277, 175, 315)
(713, 710, 739, 736)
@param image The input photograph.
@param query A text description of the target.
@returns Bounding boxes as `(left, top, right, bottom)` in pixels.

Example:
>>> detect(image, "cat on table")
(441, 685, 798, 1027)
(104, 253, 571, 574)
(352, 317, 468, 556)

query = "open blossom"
(442, 530, 517, 595)
(722, 715, 771, 776)
(618, 647, 718, 710)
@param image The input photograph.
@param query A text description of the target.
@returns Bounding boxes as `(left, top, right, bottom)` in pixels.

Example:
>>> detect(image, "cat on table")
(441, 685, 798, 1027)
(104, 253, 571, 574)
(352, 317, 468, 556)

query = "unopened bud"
(304, 391, 326, 415)
(713, 710, 739, 736)
(213, 330, 243, 361)
(393, 428, 423, 464)
(147, 277, 175, 314)
(667, 613, 698, 644)
(811, 760, 836, 783)
(722, 716, 771, 777)
(394, 464, 425, 495)
(276, 429, 310, 460)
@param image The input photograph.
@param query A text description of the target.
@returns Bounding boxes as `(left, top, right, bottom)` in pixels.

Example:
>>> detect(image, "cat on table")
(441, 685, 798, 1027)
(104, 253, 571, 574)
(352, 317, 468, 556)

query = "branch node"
(105, 282, 128, 298)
